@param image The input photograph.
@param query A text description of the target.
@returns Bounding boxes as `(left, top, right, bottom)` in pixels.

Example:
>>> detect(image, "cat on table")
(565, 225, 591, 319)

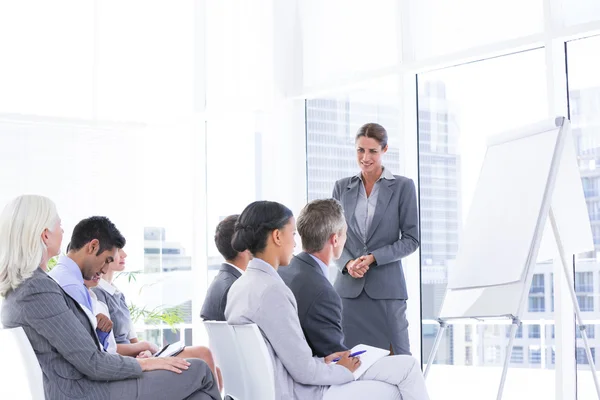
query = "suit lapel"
(57, 284, 103, 351)
(367, 179, 395, 242)
(342, 178, 360, 232)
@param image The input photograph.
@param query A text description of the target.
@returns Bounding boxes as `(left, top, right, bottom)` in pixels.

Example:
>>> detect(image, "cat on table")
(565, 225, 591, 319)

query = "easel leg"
(550, 208, 600, 399)
(424, 320, 446, 379)
(496, 317, 520, 400)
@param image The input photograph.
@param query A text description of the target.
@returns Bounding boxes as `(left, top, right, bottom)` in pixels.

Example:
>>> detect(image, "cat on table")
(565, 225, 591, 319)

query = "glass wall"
(0, 1, 205, 347)
(305, 77, 404, 280)
(306, 77, 402, 201)
(417, 49, 549, 399)
(567, 34, 600, 399)
(205, 114, 261, 282)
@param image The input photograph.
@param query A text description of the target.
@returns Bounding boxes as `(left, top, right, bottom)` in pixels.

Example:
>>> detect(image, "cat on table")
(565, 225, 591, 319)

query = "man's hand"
(96, 313, 113, 332)
(325, 350, 350, 364)
(136, 350, 152, 359)
(137, 357, 190, 374)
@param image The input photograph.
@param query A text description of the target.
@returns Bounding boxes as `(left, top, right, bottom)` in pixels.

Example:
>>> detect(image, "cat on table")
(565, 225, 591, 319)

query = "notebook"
(341, 344, 390, 379)
(154, 341, 185, 358)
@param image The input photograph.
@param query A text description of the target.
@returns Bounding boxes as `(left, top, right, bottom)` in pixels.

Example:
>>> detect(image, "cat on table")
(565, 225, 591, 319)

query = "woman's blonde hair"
(0, 195, 59, 297)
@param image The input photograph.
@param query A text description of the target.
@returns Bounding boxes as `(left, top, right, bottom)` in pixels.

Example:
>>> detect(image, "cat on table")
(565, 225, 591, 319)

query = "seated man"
(49, 217, 127, 351)
(201, 215, 251, 321)
(0, 196, 220, 400)
(278, 199, 350, 357)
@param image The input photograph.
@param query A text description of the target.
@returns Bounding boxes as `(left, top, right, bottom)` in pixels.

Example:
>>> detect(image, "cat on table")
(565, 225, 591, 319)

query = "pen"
(332, 350, 367, 363)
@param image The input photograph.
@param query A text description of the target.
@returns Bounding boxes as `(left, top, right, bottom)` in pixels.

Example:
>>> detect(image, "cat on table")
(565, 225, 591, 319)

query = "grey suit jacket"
(278, 252, 348, 357)
(332, 174, 419, 300)
(1, 268, 142, 400)
(201, 263, 242, 321)
(226, 258, 353, 400)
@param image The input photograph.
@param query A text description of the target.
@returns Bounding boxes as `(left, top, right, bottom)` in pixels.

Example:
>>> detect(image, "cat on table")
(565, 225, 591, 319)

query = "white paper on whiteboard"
(440, 281, 524, 319)
(447, 127, 559, 289)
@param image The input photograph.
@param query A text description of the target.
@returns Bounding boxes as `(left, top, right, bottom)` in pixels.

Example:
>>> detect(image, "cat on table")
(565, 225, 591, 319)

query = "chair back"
(0, 327, 45, 399)
(204, 321, 246, 400)
(232, 324, 276, 400)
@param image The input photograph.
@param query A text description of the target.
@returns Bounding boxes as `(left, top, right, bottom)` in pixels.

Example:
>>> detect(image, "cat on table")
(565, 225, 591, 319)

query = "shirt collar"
(49, 255, 84, 286)
(224, 262, 245, 275)
(248, 258, 283, 282)
(354, 166, 395, 182)
(308, 254, 330, 278)
(98, 278, 118, 295)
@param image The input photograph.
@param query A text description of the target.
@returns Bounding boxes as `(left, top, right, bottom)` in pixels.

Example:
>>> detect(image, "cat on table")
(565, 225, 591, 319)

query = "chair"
(0, 327, 44, 399)
(203, 321, 246, 400)
(232, 324, 276, 400)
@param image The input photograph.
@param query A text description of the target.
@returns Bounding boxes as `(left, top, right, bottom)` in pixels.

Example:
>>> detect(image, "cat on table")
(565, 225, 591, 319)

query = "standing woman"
(332, 122, 419, 355)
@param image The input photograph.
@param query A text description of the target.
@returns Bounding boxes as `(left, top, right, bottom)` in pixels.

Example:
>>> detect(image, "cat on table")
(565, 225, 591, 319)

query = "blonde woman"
(0, 195, 220, 400)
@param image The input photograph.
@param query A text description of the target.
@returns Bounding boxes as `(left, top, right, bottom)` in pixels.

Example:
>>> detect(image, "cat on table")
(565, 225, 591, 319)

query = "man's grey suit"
(333, 174, 419, 355)
(201, 263, 242, 321)
(1, 268, 221, 400)
(278, 252, 348, 358)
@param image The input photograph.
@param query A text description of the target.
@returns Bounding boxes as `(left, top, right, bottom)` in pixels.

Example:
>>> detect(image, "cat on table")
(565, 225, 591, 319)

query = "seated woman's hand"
(136, 350, 153, 359)
(96, 313, 113, 332)
(144, 341, 160, 354)
(325, 351, 350, 364)
(335, 353, 361, 373)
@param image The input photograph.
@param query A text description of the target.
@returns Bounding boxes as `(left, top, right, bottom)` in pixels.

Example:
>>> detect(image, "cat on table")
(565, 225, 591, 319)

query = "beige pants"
(324, 355, 430, 400)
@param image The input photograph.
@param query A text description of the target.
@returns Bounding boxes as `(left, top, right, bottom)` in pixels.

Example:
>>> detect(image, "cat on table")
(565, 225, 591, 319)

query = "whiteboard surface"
(447, 126, 559, 289)
(437, 118, 594, 319)
(440, 281, 524, 319)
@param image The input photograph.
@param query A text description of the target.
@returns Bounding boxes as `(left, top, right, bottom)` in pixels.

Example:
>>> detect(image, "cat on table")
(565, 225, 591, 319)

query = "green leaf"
(114, 271, 140, 284)
(128, 303, 184, 332)
(46, 256, 59, 272)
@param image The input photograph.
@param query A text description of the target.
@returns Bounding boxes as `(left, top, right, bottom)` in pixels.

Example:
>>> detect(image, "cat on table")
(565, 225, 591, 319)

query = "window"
(577, 295, 594, 312)
(529, 297, 546, 313)
(576, 272, 594, 293)
(506, 325, 523, 338)
(306, 77, 402, 202)
(465, 347, 473, 365)
(568, 35, 600, 397)
(529, 346, 542, 364)
(484, 345, 502, 364)
(511, 346, 524, 364)
(529, 325, 541, 339)
(577, 347, 596, 365)
(205, 114, 261, 286)
(530, 274, 545, 294)
(577, 325, 596, 339)
(0, 121, 201, 345)
(465, 325, 472, 341)
(419, 50, 548, 391)
(529, 274, 546, 312)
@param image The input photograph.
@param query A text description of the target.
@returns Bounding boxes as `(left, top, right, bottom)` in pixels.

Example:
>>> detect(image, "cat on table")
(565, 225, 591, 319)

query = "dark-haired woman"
(225, 200, 429, 400)
(333, 122, 420, 356)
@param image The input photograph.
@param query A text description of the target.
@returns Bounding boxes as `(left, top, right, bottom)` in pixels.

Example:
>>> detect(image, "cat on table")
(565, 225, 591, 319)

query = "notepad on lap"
(154, 341, 185, 358)
(347, 344, 390, 379)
